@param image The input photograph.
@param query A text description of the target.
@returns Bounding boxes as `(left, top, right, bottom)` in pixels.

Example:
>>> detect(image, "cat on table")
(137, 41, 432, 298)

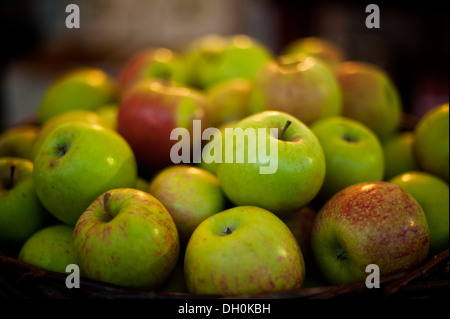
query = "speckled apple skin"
(311, 181, 429, 285)
(184, 206, 305, 295)
(72, 188, 180, 290)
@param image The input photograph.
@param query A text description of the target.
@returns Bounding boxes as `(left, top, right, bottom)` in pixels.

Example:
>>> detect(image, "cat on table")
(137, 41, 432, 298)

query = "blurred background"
(1, 0, 448, 131)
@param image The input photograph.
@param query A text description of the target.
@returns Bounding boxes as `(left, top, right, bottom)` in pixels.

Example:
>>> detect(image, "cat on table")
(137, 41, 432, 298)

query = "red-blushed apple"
(281, 36, 346, 69)
(72, 188, 180, 290)
(334, 61, 402, 139)
(148, 165, 226, 246)
(413, 103, 449, 182)
(249, 53, 342, 126)
(117, 47, 187, 93)
(117, 79, 210, 171)
(184, 206, 305, 295)
(311, 181, 430, 285)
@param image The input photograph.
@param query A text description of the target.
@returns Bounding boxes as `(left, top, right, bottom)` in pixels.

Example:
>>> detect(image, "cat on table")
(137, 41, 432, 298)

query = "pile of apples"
(0, 34, 448, 296)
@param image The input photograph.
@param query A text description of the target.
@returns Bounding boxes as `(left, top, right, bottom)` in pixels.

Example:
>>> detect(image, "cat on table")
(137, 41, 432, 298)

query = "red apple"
(117, 79, 210, 170)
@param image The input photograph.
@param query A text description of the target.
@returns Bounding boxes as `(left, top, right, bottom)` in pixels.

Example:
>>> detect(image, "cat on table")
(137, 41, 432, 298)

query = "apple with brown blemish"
(311, 181, 430, 285)
(184, 206, 305, 295)
(72, 188, 180, 290)
(117, 78, 210, 171)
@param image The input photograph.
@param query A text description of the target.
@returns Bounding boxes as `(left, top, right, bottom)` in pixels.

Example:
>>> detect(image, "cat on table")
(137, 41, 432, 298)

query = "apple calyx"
(279, 120, 292, 140)
(5, 164, 16, 190)
(223, 227, 235, 236)
(335, 247, 347, 262)
(342, 134, 358, 144)
(57, 143, 70, 157)
(103, 192, 112, 222)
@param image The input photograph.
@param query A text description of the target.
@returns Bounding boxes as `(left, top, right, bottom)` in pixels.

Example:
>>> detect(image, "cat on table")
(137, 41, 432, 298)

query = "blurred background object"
(1, 0, 448, 130)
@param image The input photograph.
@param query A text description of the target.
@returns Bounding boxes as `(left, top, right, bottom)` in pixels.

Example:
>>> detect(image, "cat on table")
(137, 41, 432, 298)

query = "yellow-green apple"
(117, 79, 209, 170)
(37, 67, 117, 123)
(0, 157, 51, 247)
(183, 34, 273, 90)
(205, 78, 254, 127)
(134, 176, 150, 192)
(148, 165, 226, 245)
(31, 109, 111, 160)
(18, 224, 76, 273)
(250, 53, 342, 125)
(334, 61, 402, 139)
(382, 131, 419, 180)
(310, 116, 385, 201)
(184, 206, 305, 295)
(198, 120, 237, 176)
(281, 36, 346, 69)
(72, 188, 180, 289)
(311, 181, 430, 285)
(217, 111, 326, 216)
(117, 47, 187, 93)
(33, 122, 137, 226)
(0, 124, 39, 160)
(95, 104, 119, 131)
(281, 205, 316, 264)
(389, 171, 449, 256)
(413, 103, 449, 182)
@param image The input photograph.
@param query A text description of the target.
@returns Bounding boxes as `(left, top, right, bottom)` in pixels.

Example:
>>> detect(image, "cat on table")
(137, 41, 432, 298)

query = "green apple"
(33, 122, 137, 226)
(205, 78, 254, 127)
(183, 34, 273, 90)
(413, 103, 449, 182)
(311, 181, 429, 285)
(0, 124, 39, 160)
(18, 224, 76, 274)
(148, 165, 226, 245)
(389, 171, 449, 256)
(72, 188, 180, 290)
(281, 36, 346, 69)
(217, 111, 326, 216)
(310, 116, 385, 201)
(334, 61, 402, 139)
(382, 131, 419, 180)
(250, 53, 342, 125)
(37, 67, 117, 123)
(31, 109, 111, 160)
(0, 157, 51, 247)
(184, 206, 305, 295)
(117, 47, 187, 93)
(158, 261, 188, 294)
(134, 176, 150, 192)
(198, 120, 237, 176)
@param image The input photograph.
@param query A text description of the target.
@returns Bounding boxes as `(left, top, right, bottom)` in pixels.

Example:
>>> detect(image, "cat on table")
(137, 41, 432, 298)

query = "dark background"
(1, 0, 448, 130)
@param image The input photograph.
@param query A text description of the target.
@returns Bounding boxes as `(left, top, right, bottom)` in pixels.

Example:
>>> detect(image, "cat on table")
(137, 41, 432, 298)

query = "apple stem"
(103, 192, 112, 221)
(279, 120, 292, 139)
(7, 164, 15, 190)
